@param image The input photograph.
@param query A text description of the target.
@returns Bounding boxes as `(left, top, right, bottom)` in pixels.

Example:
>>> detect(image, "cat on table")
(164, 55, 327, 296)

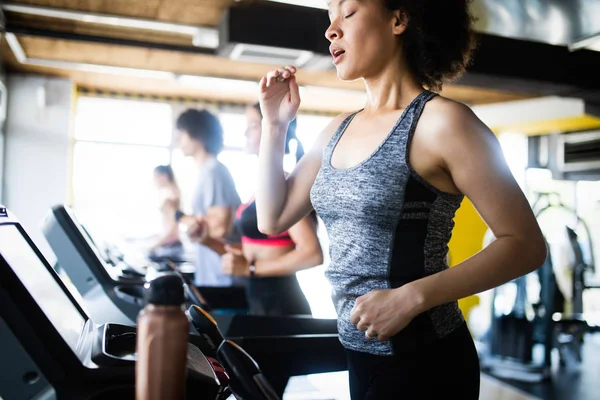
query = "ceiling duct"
(528, 130, 600, 181)
(218, 1, 332, 69)
(470, 0, 600, 52)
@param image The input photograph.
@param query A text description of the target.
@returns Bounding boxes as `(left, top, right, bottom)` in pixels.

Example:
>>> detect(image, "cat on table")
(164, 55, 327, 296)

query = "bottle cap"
(144, 272, 185, 306)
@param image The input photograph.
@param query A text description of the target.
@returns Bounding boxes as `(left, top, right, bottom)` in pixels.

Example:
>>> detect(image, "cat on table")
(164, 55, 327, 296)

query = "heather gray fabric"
(310, 90, 465, 355)
(191, 157, 242, 287)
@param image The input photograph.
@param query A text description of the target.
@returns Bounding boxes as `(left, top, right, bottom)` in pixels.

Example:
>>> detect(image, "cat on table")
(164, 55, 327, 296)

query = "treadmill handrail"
(226, 333, 340, 340)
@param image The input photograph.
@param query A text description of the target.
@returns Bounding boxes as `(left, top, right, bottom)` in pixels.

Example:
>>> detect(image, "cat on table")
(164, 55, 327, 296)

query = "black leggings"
(346, 323, 480, 399)
(246, 274, 311, 316)
(245, 274, 311, 397)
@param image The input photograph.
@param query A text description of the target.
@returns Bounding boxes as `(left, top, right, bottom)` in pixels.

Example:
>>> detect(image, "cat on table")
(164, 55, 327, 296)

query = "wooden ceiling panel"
(1, 39, 363, 113)
(17, 35, 369, 91)
(153, 0, 232, 26)
(9, 0, 233, 25)
(4, 34, 532, 111)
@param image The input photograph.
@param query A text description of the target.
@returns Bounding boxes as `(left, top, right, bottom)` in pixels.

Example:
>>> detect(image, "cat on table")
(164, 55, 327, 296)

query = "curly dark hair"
(384, 0, 478, 92)
(176, 109, 224, 155)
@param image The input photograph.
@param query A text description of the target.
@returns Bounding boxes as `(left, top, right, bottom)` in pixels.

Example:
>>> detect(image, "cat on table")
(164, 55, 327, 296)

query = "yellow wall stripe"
(490, 115, 600, 136)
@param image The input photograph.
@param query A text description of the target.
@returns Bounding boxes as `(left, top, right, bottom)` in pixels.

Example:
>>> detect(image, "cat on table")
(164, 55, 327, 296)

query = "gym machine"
(42, 204, 347, 395)
(0, 206, 282, 400)
(481, 192, 599, 382)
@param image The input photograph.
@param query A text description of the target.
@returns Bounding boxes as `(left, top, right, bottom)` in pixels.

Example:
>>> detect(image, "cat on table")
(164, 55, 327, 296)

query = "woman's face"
(176, 129, 200, 157)
(245, 107, 263, 155)
(153, 172, 169, 188)
(325, 0, 405, 81)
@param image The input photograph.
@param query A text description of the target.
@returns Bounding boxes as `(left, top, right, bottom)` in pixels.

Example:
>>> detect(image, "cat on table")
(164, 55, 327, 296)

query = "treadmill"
(0, 207, 248, 399)
(42, 205, 347, 382)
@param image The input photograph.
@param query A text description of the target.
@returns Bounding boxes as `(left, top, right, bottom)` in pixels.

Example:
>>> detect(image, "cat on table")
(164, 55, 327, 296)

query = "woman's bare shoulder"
(419, 95, 491, 142)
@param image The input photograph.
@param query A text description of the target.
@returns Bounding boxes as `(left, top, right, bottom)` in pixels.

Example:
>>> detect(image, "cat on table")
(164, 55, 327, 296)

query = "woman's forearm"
(201, 238, 227, 256)
(410, 235, 546, 314)
(253, 247, 323, 277)
(152, 222, 179, 248)
(256, 122, 289, 234)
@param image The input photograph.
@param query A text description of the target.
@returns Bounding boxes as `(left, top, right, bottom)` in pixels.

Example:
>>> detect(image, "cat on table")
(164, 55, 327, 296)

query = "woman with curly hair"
(254, 0, 547, 398)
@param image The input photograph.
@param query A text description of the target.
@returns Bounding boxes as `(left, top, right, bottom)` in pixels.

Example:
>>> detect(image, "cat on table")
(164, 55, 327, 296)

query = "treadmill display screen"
(63, 207, 109, 268)
(0, 225, 86, 352)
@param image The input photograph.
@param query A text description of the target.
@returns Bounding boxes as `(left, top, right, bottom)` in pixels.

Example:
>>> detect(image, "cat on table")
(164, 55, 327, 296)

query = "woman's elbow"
(531, 235, 548, 270)
(257, 221, 283, 236)
(520, 232, 547, 274)
(309, 244, 324, 267)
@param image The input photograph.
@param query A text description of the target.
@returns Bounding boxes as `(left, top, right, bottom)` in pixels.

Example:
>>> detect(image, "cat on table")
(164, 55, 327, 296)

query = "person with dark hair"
(254, 1, 546, 398)
(149, 164, 182, 255)
(218, 102, 322, 317)
(176, 108, 225, 156)
(175, 108, 242, 287)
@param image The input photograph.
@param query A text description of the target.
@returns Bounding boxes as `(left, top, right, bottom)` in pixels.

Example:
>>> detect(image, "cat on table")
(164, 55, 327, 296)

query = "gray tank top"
(310, 90, 465, 356)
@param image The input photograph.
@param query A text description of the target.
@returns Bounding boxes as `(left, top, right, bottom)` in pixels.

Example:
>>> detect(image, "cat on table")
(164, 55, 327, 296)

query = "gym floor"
(495, 333, 600, 400)
(267, 334, 600, 400)
(280, 372, 539, 400)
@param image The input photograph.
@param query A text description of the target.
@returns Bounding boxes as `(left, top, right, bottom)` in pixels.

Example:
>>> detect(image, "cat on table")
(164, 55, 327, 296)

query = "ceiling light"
(176, 75, 260, 95)
(29, 59, 175, 79)
(1, 4, 219, 48)
(4, 33, 26, 63)
(177, 75, 366, 102)
(5, 35, 175, 80)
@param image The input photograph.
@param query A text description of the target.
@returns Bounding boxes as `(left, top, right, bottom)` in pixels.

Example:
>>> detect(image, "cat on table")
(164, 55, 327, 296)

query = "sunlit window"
(75, 97, 172, 146)
(72, 97, 173, 239)
(71, 99, 337, 318)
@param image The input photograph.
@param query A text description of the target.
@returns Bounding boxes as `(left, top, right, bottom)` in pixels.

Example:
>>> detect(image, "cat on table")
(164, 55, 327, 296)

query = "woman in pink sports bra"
(220, 103, 324, 317)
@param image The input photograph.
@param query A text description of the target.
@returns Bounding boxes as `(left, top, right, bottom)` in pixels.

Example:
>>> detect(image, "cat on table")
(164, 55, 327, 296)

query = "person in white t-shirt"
(174, 108, 242, 287)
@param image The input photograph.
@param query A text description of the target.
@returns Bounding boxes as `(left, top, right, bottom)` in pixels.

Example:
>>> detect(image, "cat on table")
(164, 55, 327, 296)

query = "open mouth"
(332, 49, 346, 64)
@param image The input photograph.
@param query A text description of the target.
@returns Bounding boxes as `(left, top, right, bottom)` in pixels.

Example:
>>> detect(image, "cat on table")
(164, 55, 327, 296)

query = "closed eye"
(344, 11, 356, 19)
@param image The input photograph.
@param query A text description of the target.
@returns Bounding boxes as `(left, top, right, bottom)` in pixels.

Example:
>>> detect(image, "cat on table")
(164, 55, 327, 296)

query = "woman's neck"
(362, 58, 423, 114)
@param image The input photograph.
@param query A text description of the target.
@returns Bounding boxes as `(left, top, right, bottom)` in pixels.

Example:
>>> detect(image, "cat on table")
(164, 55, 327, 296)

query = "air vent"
(228, 43, 314, 67)
(218, 2, 331, 69)
(557, 130, 600, 172)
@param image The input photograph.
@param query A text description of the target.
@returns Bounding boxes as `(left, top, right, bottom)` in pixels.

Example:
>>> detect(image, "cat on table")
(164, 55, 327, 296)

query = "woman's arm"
(203, 206, 234, 239)
(150, 220, 179, 250)
(256, 115, 347, 235)
(198, 237, 227, 256)
(409, 100, 546, 312)
(253, 215, 323, 277)
(150, 198, 180, 250)
(221, 214, 323, 277)
(255, 67, 351, 235)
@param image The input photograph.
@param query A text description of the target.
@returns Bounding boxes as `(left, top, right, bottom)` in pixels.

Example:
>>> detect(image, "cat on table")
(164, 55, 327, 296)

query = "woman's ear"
(392, 10, 408, 36)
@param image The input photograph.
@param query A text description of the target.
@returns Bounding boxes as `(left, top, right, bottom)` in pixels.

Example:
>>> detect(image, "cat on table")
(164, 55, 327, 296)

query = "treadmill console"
(0, 224, 87, 354)
(42, 205, 159, 325)
(0, 211, 226, 399)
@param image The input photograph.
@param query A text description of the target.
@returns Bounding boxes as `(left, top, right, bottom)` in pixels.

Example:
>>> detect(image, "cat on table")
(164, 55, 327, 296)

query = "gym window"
(71, 96, 173, 239)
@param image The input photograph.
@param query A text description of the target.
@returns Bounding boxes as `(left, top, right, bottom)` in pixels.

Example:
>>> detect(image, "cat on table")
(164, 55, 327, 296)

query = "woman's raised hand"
(258, 66, 301, 126)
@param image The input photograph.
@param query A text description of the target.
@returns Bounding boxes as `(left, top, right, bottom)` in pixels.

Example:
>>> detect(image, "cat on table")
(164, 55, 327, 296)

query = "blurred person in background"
(174, 108, 243, 287)
(148, 165, 183, 260)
